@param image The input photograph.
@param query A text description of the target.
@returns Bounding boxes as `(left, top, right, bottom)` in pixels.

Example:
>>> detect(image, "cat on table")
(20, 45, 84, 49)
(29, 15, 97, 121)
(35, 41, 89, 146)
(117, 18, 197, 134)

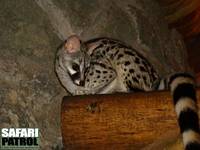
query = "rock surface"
(0, 0, 190, 149)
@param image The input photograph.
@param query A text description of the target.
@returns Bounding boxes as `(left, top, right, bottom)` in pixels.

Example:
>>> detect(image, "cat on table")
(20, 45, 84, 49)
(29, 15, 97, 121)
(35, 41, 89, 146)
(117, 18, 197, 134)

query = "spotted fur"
(83, 38, 159, 93)
(55, 36, 200, 149)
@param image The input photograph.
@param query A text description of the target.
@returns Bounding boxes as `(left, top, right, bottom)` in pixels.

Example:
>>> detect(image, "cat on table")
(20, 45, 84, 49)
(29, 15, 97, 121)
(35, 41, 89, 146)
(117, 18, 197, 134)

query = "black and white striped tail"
(169, 73, 200, 150)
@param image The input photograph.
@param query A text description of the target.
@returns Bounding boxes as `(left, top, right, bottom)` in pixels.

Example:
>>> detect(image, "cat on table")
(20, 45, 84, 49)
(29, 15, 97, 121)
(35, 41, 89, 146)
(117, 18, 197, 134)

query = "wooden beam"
(61, 89, 200, 149)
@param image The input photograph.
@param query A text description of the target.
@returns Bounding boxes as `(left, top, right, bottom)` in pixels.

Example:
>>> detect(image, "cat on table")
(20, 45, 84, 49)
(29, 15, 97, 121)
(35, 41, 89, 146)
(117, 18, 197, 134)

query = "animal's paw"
(74, 89, 90, 95)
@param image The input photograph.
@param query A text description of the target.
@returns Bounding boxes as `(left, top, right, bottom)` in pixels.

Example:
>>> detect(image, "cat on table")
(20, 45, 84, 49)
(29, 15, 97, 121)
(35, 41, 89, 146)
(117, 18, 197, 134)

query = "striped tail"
(169, 73, 200, 150)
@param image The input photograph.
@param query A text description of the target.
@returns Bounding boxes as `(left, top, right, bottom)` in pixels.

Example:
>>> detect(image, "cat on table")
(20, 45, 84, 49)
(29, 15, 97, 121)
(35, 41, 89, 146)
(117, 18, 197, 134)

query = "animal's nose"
(80, 80, 84, 86)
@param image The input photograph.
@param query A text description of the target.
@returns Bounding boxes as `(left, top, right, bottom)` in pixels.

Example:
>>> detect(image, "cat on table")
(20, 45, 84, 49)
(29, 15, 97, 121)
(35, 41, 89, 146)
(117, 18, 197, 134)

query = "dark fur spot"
(142, 60, 148, 67)
(109, 41, 116, 44)
(143, 76, 148, 85)
(99, 44, 103, 47)
(117, 54, 124, 59)
(135, 57, 140, 64)
(136, 74, 141, 79)
(113, 50, 119, 57)
(93, 44, 103, 51)
(106, 47, 110, 52)
(97, 75, 100, 78)
(143, 76, 147, 81)
(103, 71, 108, 74)
(129, 69, 134, 73)
(89, 72, 94, 76)
(111, 45, 115, 49)
(151, 68, 158, 80)
(140, 66, 146, 72)
(102, 40, 108, 44)
(126, 81, 131, 87)
(133, 77, 139, 83)
(99, 63, 106, 68)
(124, 51, 135, 57)
(96, 70, 101, 73)
(125, 61, 131, 66)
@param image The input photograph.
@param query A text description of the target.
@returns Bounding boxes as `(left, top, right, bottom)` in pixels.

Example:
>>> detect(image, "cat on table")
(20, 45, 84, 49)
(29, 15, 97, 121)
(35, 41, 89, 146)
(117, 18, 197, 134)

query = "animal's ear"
(86, 41, 101, 55)
(64, 35, 81, 53)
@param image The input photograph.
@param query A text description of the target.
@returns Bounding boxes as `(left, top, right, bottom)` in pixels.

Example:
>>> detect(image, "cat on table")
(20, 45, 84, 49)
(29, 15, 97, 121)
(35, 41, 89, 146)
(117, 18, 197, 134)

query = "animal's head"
(59, 35, 90, 85)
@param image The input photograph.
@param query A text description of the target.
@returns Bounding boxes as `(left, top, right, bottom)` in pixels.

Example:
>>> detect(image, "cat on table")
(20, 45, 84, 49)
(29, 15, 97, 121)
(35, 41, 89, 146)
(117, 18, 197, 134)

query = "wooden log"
(61, 89, 200, 149)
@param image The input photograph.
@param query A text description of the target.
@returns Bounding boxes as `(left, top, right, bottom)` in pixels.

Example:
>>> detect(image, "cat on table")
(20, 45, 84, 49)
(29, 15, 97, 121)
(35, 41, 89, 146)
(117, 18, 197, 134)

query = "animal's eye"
(72, 63, 79, 72)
